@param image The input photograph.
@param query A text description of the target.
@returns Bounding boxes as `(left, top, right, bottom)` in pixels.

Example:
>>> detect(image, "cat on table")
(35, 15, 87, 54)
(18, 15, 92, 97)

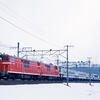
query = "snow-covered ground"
(0, 83, 100, 100)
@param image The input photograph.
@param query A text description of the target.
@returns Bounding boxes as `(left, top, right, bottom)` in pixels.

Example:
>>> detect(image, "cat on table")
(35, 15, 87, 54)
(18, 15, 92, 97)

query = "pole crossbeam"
(19, 48, 67, 60)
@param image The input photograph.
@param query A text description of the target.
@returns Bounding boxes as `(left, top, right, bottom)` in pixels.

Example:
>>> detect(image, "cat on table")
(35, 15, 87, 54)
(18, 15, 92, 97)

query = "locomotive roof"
(2, 54, 55, 66)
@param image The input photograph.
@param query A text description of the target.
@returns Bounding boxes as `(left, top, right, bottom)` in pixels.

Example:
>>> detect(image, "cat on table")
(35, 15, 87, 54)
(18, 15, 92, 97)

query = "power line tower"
(11, 42, 74, 86)
(64, 45, 73, 86)
(17, 42, 20, 58)
(87, 57, 92, 86)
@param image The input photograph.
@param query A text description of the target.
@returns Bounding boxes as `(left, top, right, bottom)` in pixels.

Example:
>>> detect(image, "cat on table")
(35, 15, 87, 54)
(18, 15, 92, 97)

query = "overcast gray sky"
(0, 0, 100, 63)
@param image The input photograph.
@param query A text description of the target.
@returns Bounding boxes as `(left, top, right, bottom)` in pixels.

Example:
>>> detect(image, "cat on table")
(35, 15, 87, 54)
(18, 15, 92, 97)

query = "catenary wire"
(0, 1, 61, 48)
(0, 16, 60, 47)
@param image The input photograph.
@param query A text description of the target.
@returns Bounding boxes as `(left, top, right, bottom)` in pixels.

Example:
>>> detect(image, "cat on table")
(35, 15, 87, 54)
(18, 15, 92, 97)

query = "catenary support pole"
(66, 45, 69, 86)
(64, 45, 73, 86)
(87, 57, 92, 86)
(17, 42, 20, 58)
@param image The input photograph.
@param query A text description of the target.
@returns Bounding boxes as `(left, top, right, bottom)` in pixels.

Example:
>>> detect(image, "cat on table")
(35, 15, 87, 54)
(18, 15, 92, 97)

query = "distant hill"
(70, 67, 100, 76)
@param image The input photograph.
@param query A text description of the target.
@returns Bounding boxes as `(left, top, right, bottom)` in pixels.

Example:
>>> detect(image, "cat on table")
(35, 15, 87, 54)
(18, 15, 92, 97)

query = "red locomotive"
(0, 54, 60, 80)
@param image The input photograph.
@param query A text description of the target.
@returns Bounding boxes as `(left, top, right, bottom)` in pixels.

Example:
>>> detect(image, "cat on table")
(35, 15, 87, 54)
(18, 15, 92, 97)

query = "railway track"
(0, 78, 100, 85)
(0, 79, 65, 85)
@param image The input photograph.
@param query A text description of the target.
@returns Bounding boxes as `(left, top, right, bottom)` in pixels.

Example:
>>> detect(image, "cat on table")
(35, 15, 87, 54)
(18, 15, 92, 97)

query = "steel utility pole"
(64, 45, 73, 86)
(17, 42, 20, 58)
(87, 57, 92, 86)
(66, 45, 69, 86)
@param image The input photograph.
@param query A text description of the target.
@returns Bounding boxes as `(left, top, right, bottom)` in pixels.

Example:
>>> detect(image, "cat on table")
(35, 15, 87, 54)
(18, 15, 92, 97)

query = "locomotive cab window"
(47, 65, 50, 72)
(55, 66, 58, 70)
(0, 56, 2, 60)
(10, 57, 15, 62)
(24, 60, 29, 68)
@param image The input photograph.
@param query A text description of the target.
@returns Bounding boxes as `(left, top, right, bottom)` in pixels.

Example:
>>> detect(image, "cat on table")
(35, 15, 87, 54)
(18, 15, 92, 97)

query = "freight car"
(0, 54, 60, 80)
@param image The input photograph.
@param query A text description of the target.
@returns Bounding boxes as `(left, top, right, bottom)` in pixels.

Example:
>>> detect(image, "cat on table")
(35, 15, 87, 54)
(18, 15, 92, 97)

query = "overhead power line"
(0, 1, 61, 48)
(0, 1, 33, 25)
(0, 16, 60, 47)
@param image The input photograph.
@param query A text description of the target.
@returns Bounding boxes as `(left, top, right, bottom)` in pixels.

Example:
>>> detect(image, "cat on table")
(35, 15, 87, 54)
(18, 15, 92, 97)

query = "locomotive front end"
(0, 54, 9, 79)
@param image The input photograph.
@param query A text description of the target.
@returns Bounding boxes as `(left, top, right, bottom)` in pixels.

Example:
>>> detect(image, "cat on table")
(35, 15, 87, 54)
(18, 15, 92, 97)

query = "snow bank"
(0, 83, 100, 100)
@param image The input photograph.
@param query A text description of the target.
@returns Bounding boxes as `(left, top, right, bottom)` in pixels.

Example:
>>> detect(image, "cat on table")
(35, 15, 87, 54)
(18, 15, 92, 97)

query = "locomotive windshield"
(0, 57, 2, 60)
(47, 65, 50, 72)
(0, 54, 8, 61)
(0, 55, 2, 61)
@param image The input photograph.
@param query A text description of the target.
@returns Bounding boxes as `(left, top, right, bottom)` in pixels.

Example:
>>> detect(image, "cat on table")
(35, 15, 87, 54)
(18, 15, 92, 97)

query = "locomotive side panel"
(0, 54, 60, 79)
(29, 61, 40, 75)
(41, 64, 60, 77)
(0, 54, 10, 77)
